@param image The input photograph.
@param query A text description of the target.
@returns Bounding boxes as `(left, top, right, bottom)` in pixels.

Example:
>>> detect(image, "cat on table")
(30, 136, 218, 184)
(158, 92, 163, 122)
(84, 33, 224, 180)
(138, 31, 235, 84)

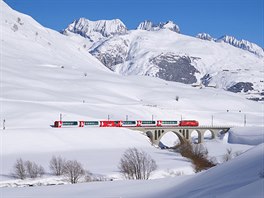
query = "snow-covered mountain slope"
(62, 18, 127, 43)
(137, 20, 180, 33)
(1, 0, 263, 128)
(89, 29, 264, 100)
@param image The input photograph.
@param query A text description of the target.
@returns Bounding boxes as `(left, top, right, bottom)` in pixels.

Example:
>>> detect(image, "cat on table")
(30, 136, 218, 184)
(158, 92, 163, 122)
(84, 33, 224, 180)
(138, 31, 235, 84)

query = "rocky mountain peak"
(63, 18, 127, 41)
(196, 33, 213, 41)
(216, 35, 264, 57)
(137, 20, 180, 33)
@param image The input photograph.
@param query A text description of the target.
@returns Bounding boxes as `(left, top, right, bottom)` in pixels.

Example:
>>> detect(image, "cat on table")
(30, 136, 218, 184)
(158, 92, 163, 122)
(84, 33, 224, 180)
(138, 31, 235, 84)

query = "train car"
(157, 120, 179, 127)
(122, 121, 137, 127)
(54, 121, 79, 128)
(78, 121, 100, 127)
(100, 120, 122, 127)
(138, 120, 157, 127)
(179, 120, 199, 126)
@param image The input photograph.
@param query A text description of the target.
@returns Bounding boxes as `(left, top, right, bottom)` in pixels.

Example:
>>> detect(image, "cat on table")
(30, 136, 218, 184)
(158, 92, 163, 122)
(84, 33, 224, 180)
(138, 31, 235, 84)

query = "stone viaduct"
(128, 126, 231, 145)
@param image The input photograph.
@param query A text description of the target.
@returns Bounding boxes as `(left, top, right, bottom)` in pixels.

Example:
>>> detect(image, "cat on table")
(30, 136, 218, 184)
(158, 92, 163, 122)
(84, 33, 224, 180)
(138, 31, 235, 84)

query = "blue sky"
(4, 0, 264, 47)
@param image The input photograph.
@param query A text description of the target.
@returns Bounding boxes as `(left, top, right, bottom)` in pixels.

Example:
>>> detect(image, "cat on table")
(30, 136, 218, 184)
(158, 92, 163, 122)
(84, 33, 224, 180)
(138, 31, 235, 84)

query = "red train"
(179, 120, 199, 126)
(54, 120, 199, 128)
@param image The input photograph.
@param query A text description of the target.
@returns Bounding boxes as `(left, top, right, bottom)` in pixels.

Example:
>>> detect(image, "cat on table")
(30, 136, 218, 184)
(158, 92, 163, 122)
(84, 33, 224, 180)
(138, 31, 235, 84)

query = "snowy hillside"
(2, 0, 263, 129)
(1, 1, 264, 198)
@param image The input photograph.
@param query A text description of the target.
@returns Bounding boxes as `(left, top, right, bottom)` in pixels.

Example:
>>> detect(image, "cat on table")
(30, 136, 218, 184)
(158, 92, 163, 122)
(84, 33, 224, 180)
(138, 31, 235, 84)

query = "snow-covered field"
(1, 1, 264, 197)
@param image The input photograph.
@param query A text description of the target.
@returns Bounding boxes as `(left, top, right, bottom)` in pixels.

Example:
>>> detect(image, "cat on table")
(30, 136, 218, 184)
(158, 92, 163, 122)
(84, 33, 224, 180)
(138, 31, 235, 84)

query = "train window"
(163, 121, 178, 124)
(84, 121, 99, 125)
(62, 121, 78, 126)
(142, 121, 156, 124)
(123, 121, 136, 124)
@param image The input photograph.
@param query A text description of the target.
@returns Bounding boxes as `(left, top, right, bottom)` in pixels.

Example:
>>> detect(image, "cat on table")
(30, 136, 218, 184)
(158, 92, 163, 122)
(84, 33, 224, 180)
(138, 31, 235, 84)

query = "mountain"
(61, 18, 263, 101)
(137, 20, 180, 33)
(62, 18, 127, 43)
(89, 29, 264, 101)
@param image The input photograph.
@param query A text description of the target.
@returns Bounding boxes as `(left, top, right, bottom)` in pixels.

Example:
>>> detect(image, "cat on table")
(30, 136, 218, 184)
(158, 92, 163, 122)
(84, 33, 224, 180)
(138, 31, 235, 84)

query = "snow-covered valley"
(0, 0, 264, 197)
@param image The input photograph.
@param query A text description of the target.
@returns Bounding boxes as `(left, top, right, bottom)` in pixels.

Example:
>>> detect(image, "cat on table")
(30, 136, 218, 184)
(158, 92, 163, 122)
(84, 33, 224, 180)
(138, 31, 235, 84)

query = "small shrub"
(222, 149, 243, 163)
(222, 148, 233, 162)
(17, 17, 23, 25)
(12, 24, 18, 32)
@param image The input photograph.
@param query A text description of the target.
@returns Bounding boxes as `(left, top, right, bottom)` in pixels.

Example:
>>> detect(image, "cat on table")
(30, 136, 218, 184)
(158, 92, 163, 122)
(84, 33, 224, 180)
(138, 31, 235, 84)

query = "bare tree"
(12, 158, 26, 179)
(62, 160, 85, 184)
(25, 160, 45, 178)
(119, 148, 157, 180)
(49, 156, 66, 176)
(222, 148, 233, 162)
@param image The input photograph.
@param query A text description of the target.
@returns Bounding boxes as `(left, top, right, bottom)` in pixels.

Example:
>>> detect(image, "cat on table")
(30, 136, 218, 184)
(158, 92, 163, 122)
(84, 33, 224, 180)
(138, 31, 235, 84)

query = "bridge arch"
(204, 129, 215, 140)
(190, 129, 202, 143)
(157, 130, 185, 145)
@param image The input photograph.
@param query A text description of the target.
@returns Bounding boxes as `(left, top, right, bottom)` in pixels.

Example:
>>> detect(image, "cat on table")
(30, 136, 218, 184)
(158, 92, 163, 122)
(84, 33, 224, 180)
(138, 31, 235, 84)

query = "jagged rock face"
(137, 20, 180, 33)
(137, 20, 154, 31)
(90, 37, 130, 71)
(216, 35, 264, 57)
(196, 33, 213, 41)
(227, 82, 254, 93)
(63, 18, 127, 42)
(150, 53, 199, 84)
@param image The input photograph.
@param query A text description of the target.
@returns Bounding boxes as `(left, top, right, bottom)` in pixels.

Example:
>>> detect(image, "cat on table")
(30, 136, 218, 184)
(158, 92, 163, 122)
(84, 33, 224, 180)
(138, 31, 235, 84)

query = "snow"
(1, 1, 264, 197)
(228, 126, 264, 145)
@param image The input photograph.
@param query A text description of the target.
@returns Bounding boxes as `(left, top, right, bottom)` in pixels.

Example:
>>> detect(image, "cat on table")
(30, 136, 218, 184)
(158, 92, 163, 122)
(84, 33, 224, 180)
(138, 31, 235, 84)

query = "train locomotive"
(54, 119, 199, 128)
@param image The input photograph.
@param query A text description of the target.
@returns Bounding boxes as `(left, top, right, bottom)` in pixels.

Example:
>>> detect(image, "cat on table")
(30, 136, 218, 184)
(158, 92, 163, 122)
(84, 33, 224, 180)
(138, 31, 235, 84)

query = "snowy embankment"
(228, 126, 264, 145)
(1, 142, 263, 198)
